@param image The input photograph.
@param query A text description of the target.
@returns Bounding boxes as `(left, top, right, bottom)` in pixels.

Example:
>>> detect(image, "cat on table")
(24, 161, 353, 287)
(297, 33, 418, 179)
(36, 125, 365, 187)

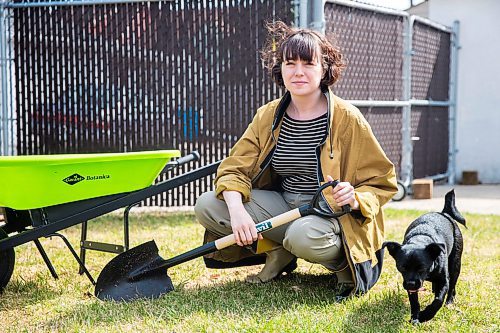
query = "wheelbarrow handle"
(162, 151, 200, 173)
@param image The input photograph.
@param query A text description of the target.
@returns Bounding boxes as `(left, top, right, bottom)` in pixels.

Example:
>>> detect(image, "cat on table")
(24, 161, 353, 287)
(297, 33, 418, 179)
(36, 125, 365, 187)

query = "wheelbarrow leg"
(123, 203, 139, 251)
(79, 207, 132, 275)
(48, 233, 96, 285)
(79, 221, 88, 275)
(33, 239, 59, 280)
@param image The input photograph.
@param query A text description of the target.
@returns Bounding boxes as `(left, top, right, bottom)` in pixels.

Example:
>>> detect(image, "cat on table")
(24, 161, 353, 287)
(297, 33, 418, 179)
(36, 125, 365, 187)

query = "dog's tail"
(442, 189, 466, 227)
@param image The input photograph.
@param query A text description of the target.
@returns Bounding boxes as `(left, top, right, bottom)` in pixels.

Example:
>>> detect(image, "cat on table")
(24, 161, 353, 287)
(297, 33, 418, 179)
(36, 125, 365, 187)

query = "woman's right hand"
(229, 207, 262, 246)
(223, 191, 262, 246)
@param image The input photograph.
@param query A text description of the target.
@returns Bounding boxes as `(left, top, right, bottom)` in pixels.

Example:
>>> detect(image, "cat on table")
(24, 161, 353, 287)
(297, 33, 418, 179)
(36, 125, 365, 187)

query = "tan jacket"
(214, 88, 398, 293)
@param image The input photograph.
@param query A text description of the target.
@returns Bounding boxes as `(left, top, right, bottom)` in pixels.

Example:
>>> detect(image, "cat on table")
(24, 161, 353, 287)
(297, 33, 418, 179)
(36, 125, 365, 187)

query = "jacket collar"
(271, 88, 335, 158)
(271, 91, 291, 131)
(272, 88, 334, 129)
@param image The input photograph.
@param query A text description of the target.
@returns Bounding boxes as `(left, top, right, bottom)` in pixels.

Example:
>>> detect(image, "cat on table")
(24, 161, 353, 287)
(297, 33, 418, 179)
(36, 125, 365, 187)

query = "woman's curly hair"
(261, 21, 346, 89)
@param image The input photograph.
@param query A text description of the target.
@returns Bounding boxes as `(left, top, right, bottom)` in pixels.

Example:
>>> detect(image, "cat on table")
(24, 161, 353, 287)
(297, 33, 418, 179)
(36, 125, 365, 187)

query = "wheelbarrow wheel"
(392, 180, 407, 202)
(0, 227, 15, 293)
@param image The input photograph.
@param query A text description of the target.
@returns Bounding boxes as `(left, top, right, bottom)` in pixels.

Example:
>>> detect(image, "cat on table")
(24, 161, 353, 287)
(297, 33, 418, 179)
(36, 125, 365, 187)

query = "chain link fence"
(0, 0, 456, 206)
(411, 19, 451, 179)
(325, 2, 405, 175)
(325, 0, 455, 185)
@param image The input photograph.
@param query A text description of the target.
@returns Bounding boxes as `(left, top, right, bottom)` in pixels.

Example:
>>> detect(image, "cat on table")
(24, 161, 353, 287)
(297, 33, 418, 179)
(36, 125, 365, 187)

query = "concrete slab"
(386, 184, 500, 215)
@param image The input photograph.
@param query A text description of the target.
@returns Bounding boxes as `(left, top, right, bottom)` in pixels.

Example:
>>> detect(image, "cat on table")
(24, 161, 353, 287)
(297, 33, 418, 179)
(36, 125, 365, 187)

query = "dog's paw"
(417, 309, 435, 322)
(410, 318, 420, 325)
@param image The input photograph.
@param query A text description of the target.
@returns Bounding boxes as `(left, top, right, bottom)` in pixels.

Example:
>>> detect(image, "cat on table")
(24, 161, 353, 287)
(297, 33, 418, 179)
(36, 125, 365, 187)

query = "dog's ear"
(425, 243, 446, 260)
(382, 241, 401, 257)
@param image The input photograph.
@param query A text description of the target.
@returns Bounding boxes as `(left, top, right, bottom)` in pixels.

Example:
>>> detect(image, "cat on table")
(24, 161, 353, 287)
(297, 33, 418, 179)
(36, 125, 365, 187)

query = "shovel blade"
(95, 240, 174, 301)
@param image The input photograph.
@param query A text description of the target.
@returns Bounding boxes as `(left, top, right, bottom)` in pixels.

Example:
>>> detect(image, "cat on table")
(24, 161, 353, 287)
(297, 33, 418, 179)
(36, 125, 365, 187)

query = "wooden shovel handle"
(214, 208, 302, 250)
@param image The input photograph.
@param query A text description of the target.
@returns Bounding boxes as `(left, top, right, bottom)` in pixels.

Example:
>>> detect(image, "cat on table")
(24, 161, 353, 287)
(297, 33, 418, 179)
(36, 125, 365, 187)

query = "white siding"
(429, 0, 500, 183)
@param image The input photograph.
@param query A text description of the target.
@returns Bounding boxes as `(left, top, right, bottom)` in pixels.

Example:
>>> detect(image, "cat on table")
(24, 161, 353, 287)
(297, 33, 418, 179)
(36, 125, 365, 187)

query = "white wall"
(428, 0, 500, 183)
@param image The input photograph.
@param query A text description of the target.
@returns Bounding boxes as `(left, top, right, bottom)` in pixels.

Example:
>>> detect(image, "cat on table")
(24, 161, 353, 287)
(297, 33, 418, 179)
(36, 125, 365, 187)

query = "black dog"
(384, 189, 466, 323)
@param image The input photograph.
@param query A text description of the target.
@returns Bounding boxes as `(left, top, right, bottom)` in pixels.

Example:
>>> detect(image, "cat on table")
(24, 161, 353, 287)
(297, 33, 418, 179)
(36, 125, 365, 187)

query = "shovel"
(95, 180, 351, 301)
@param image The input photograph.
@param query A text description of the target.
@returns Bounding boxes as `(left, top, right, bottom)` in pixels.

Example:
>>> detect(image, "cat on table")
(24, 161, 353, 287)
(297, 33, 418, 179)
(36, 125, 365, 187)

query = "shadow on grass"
(0, 277, 61, 309)
(339, 290, 407, 333)
(35, 272, 407, 331)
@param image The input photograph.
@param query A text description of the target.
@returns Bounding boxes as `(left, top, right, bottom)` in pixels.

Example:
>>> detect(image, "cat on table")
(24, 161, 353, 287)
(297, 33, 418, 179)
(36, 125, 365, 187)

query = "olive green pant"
(194, 189, 352, 282)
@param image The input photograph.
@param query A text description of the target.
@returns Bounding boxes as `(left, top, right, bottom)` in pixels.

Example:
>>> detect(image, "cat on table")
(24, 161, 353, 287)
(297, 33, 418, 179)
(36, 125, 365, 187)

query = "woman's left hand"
(327, 175, 360, 210)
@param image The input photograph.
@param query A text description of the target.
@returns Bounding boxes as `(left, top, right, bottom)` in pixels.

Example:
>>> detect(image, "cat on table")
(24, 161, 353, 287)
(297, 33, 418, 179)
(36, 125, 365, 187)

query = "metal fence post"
(0, 3, 8, 156)
(448, 20, 460, 185)
(292, 0, 300, 27)
(400, 16, 414, 188)
(299, 0, 308, 28)
(310, 0, 325, 33)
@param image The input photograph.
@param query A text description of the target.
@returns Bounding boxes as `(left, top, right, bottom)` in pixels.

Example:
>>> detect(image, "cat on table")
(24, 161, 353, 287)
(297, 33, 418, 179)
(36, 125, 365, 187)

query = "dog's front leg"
(408, 291, 420, 323)
(418, 280, 448, 322)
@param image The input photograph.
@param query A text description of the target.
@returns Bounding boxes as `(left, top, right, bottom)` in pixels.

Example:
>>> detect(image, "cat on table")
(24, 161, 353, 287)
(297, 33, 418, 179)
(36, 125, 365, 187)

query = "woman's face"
(281, 52, 323, 97)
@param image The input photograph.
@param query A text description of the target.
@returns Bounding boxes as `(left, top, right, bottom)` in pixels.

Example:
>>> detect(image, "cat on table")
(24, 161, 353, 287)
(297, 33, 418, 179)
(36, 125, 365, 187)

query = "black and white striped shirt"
(272, 112, 328, 194)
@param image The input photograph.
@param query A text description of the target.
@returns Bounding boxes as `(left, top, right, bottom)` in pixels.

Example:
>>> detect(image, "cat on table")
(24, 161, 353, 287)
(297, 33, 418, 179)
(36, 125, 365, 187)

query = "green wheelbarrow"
(0, 150, 220, 294)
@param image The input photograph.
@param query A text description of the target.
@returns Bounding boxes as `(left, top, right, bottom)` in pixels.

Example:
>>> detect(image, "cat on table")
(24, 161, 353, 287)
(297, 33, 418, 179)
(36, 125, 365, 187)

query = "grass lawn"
(0, 209, 498, 332)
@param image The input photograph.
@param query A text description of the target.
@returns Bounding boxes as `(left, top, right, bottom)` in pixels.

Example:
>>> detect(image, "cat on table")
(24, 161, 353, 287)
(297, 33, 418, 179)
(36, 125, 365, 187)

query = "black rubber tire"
(0, 227, 15, 293)
(392, 180, 407, 202)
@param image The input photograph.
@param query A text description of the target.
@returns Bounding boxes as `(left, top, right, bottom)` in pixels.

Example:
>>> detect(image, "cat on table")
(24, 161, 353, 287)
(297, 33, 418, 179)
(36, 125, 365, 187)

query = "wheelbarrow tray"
(0, 153, 220, 294)
(0, 150, 180, 210)
(0, 159, 220, 252)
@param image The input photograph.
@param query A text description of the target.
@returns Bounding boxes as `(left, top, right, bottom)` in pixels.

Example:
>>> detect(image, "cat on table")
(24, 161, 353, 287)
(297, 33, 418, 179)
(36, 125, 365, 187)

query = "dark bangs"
(281, 32, 320, 62)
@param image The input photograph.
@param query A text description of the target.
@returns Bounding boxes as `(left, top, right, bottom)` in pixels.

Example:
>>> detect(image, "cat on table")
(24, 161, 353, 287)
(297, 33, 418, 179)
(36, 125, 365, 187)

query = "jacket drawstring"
(327, 90, 334, 159)
(329, 135, 334, 159)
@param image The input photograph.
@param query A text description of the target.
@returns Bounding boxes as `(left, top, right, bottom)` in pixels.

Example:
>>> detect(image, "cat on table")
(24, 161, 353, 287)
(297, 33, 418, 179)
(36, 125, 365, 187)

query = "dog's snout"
(403, 280, 420, 290)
